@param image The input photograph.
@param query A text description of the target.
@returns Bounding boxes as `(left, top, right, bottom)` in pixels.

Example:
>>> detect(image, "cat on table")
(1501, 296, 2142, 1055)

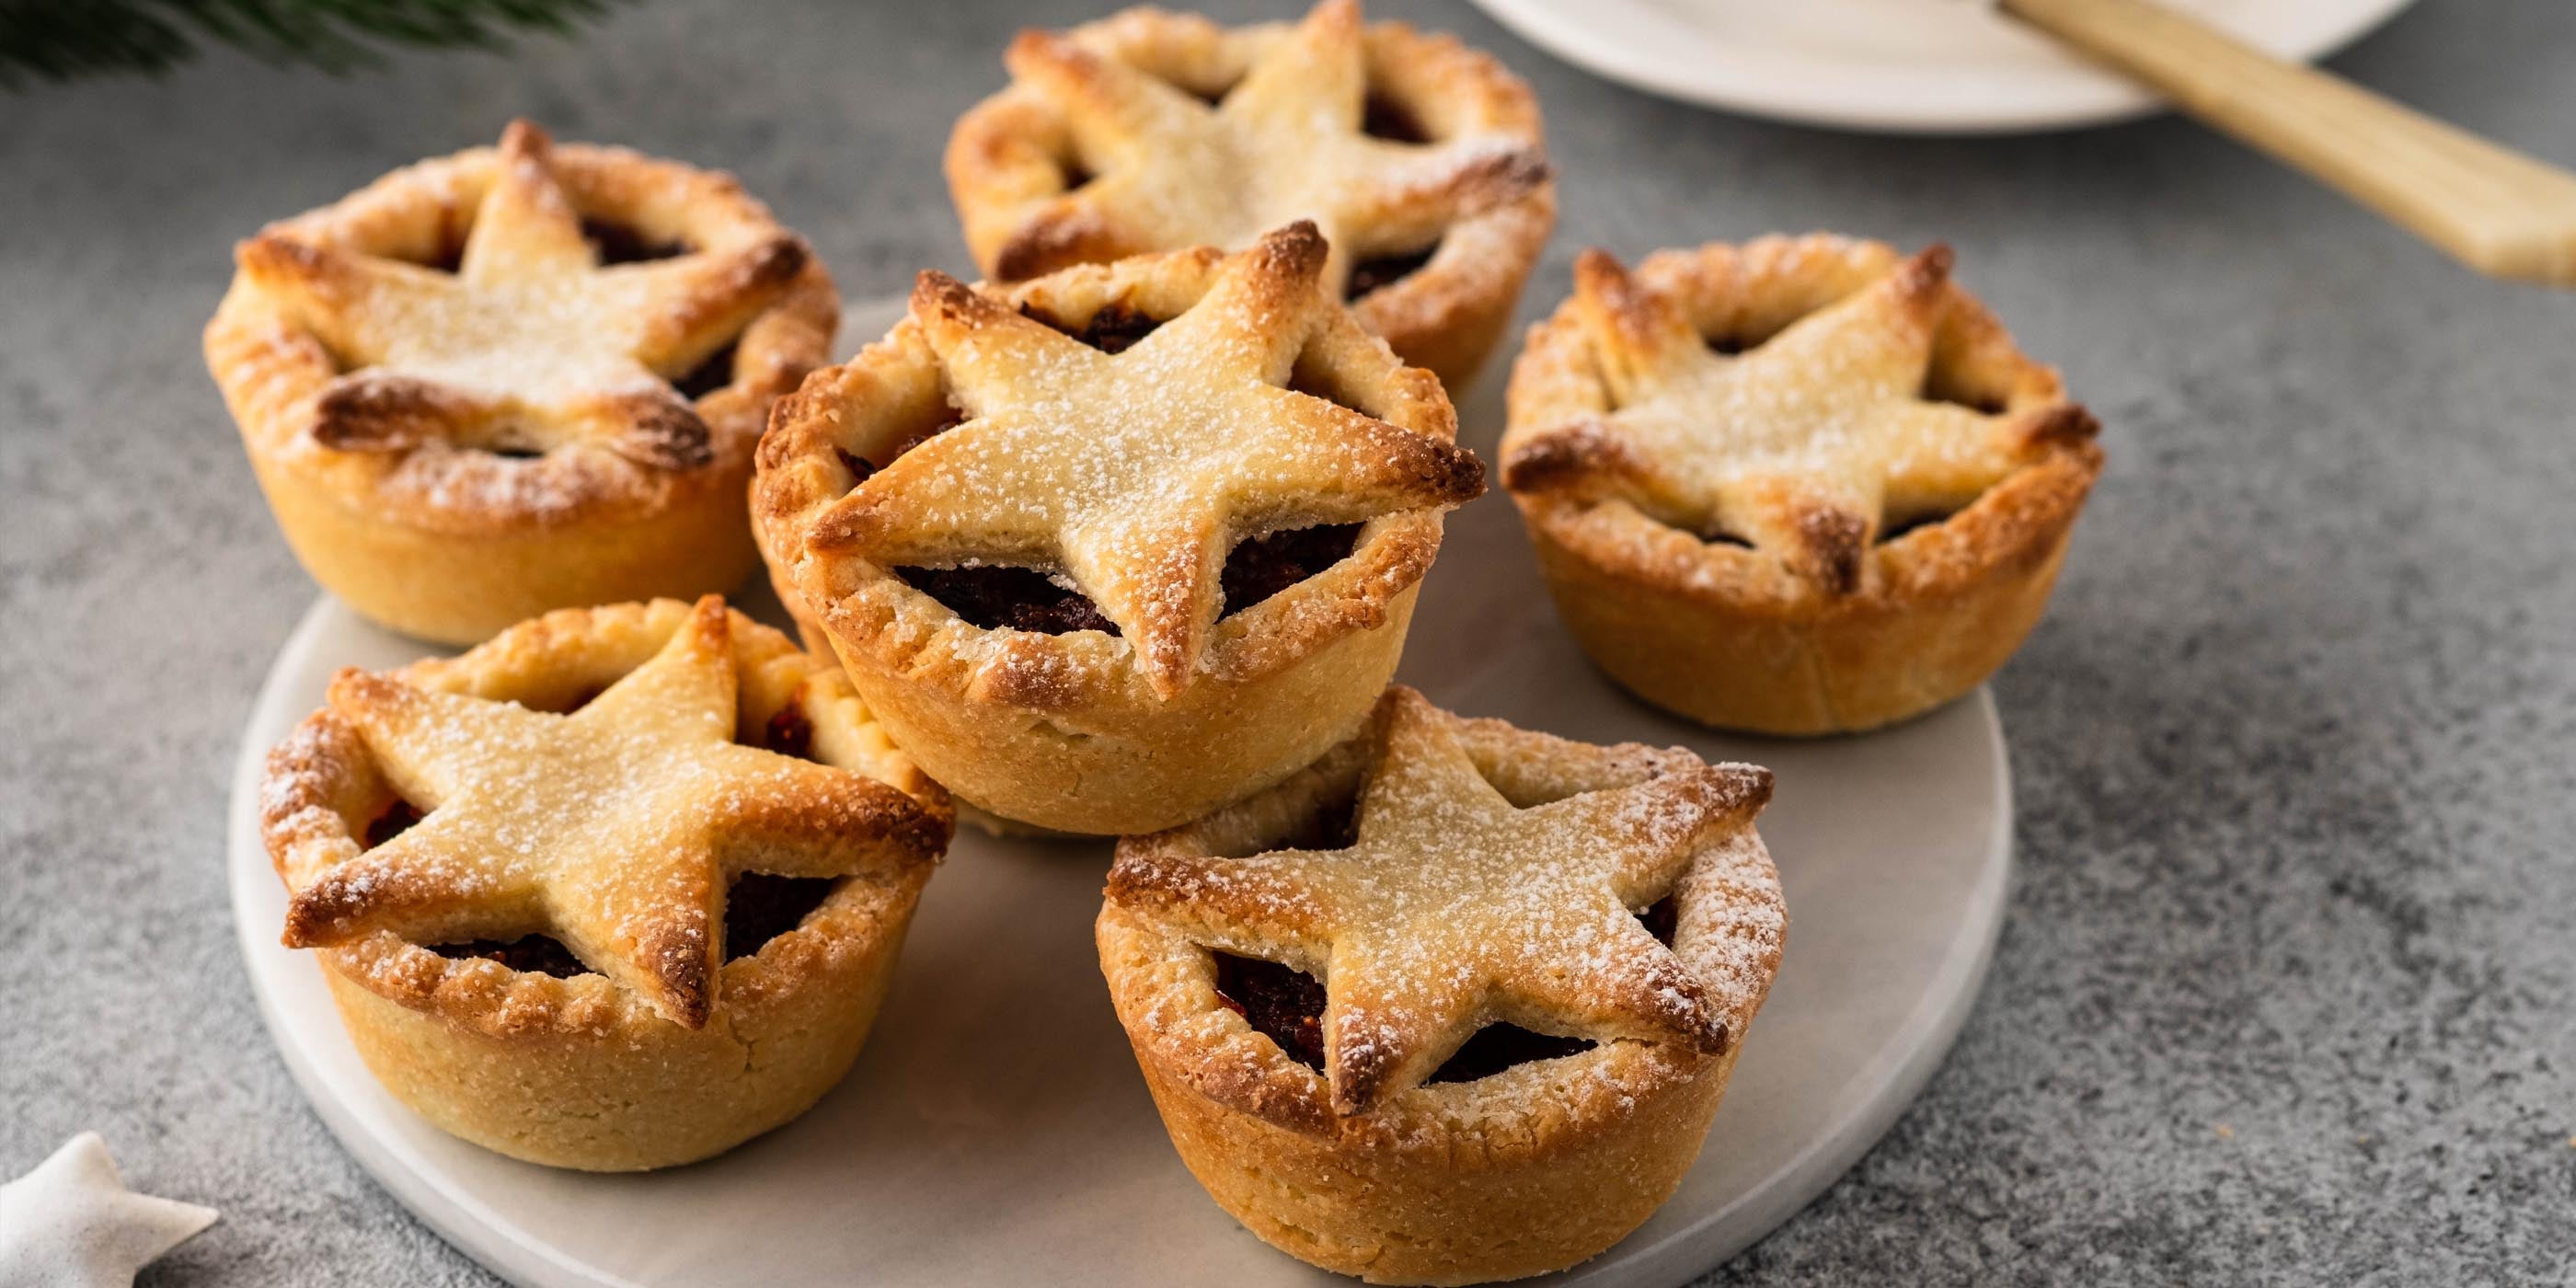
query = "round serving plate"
(228, 299, 2017, 1287)
(1467, 0, 2418, 133)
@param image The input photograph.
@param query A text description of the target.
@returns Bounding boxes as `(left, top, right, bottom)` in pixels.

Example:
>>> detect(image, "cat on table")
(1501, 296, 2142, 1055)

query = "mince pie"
(946, 0, 1554, 386)
(259, 596, 950, 1170)
(1501, 236, 2104, 734)
(754, 223, 1484, 835)
(1098, 686, 1786, 1284)
(207, 121, 837, 644)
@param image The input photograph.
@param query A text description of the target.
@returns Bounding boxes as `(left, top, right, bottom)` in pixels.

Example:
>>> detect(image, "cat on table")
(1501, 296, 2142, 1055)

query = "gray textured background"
(4, 0, 2572, 1283)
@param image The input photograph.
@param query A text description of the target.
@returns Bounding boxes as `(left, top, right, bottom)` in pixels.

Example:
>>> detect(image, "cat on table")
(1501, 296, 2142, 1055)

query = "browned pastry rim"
(1096, 689, 1786, 1283)
(1500, 234, 2105, 733)
(207, 122, 837, 538)
(753, 229, 1479, 834)
(259, 599, 949, 1042)
(945, 0, 1555, 385)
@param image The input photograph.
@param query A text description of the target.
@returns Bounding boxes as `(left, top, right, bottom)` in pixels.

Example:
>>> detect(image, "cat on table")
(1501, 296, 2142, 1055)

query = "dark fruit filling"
(581, 217, 685, 265)
(425, 873, 834, 979)
(1361, 92, 1431, 144)
(1638, 893, 1679, 947)
(1345, 244, 1437, 301)
(763, 705, 815, 760)
(1220, 523, 1361, 615)
(898, 565, 1120, 636)
(1426, 1025, 1595, 1084)
(834, 403, 963, 491)
(723, 872, 836, 961)
(1213, 953, 1328, 1070)
(432, 934, 589, 978)
(365, 799, 423, 848)
(1024, 302, 1163, 354)
(834, 446, 876, 486)
(1876, 511, 1953, 545)
(672, 340, 737, 400)
(1212, 953, 1596, 1084)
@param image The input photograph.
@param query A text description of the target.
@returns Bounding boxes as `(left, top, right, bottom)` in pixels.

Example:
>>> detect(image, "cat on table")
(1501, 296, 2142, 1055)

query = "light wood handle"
(2002, 0, 2576, 286)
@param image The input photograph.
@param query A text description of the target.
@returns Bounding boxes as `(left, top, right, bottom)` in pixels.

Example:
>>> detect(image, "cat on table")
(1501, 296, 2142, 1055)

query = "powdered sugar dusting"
(1110, 688, 1782, 1112)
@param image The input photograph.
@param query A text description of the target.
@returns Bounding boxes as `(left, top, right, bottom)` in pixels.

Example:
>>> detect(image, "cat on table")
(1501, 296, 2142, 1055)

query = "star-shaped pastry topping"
(0, 1133, 216, 1288)
(991, 0, 1548, 290)
(236, 119, 810, 469)
(803, 221, 1484, 697)
(1107, 686, 1770, 1113)
(282, 596, 946, 1029)
(1504, 244, 2094, 592)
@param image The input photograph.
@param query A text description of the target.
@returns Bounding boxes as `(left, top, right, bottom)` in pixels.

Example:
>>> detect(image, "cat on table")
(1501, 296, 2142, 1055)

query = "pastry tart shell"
(945, 4, 1553, 388)
(755, 247, 1467, 835)
(206, 137, 837, 645)
(1094, 716, 1787, 1284)
(1502, 241, 2103, 735)
(259, 601, 947, 1170)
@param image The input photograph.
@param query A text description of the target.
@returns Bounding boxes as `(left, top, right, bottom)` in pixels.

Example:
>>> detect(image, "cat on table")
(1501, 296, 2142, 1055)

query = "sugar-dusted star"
(1106, 686, 1772, 1113)
(282, 595, 947, 1029)
(803, 221, 1485, 697)
(1504, 243, 2097, 592)
(0, 1133, 216, 1288)
(234, 119, 811, 467)
(987, 0, 1549, 289)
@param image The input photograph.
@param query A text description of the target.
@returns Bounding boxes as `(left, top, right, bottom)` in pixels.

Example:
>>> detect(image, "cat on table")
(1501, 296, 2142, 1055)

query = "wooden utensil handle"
(2003, 0, 2576, 285)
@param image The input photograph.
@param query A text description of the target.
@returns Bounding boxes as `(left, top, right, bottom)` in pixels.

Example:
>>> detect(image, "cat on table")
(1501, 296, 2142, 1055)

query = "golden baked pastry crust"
(946, 0, 1554, 386)
(754, 224, 1482, 835)
(1501, 235, 2104, 734)
(1098, 686, 1785, 1284)
(259, 597, 950, 1170)
(207, 121, 837, 644)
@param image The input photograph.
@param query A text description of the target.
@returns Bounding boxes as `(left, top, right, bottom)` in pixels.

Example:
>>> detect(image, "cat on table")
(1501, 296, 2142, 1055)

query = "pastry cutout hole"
(365, 799, 425, 848)
(1920, 364, 2006, 415)
(1212, 952, 1327, 1072)
(1361, 91, 1432, 144)
(1345, 242, 1438, 302)
(1637, 893, 1679, 947)
(835, 400, 965, 492)
(1220, 523, 1362, 617)
(724, 872, 837, 962)
(1021, 301, 1162, 354)
(672, 340, 738, 401)
(466, 420, 555, 461)
(1057, 153, 1096, 191)
(1876, 509, 1958, 545)
(896, 564, 1121, 636)
(516, 684, 604, 716)
(1426, 1024, 1596, 1084)
(1211, 952, 1598, 1083)
(761, 705, 817, 760)
(581, 217, 687, 266)
(1701, 525, 1753, 548)
(1155, 70, 1241, 108)
(1706, 334, 1748, 356)
(1284, 361, 1375, 420)
(431, 934, 592, 978)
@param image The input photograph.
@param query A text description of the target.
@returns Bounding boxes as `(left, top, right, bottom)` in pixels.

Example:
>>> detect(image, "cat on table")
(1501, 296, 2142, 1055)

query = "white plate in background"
(1468, 0, 2418, 133)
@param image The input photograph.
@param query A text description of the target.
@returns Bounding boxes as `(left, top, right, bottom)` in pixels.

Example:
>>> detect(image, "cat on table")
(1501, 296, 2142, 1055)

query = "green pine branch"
(0, 0, 622, 87)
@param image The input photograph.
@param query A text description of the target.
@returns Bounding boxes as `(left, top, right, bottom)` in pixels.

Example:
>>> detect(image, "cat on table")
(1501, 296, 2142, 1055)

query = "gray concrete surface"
(4, 1, 2572, 1283)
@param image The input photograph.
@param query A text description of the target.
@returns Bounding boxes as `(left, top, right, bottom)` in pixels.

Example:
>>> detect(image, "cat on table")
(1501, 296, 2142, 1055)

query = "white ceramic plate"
(226, 302, 2016, 1287)
(1467, 0, 2418, 133)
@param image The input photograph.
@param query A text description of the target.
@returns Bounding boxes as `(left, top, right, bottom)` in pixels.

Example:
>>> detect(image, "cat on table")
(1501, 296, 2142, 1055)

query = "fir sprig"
(0, 0, 621, 87)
